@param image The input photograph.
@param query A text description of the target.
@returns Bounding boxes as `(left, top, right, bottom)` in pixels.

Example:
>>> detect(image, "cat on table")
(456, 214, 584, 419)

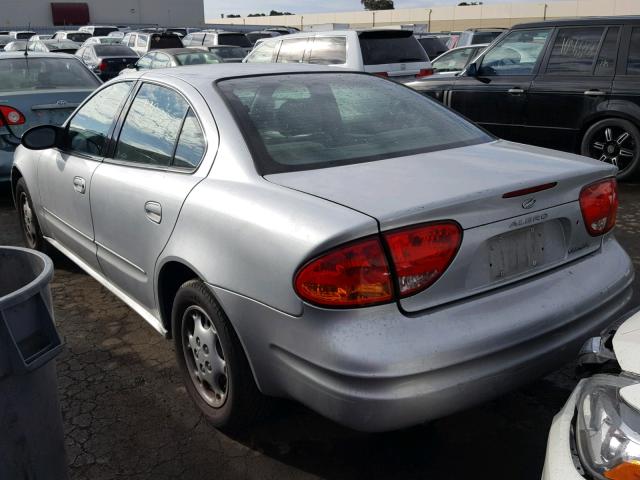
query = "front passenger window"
(479, 29, 550, 76)
(66, 82, 133, 157)
(115, 83, 189, 167)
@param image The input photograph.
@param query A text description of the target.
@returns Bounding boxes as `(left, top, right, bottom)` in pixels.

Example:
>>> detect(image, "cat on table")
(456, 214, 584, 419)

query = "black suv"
(410, 17, 640, 179)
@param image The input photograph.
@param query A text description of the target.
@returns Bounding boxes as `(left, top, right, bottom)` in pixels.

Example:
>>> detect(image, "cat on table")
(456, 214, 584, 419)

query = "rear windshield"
(93, 27, 119, 36)
(175, 51, 220, 65)
(16, 32, 35, 39)
(218, 33, 251, 48)
(0, 58, 100, 92)
(210, 46, 245, 58)
(67, 32, 91, 42)
(470, 31, 503, 44)
(94, 45, 135, 56)
(150, 34, 183, 48)
(217, 73, 489, 174)
(247, 33, 272, 44)
(359, 31, 428, 65)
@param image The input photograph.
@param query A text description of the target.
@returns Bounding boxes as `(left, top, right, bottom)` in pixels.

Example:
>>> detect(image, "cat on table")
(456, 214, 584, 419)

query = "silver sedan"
(11, 64, 633, 432)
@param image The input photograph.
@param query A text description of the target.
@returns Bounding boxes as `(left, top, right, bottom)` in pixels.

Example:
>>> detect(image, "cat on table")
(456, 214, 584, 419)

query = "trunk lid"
(267, 140, 617, 312)
(99, 56, 138, 74)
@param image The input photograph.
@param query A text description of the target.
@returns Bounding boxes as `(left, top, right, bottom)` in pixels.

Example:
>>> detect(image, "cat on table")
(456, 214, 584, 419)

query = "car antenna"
(24, 22, 30, 56)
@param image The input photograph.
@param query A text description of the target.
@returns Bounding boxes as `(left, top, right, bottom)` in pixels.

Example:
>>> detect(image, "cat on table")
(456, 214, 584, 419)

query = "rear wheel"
(15, 178, 50, 253)
(171, 279, 269, 430)
(581, 118, 640, 181)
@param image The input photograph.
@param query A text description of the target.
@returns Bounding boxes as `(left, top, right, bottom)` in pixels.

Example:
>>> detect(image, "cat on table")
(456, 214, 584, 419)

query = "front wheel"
(171, 279, 269, 430)
(581, 118, 640, 181)
(15, 178, 50, 252)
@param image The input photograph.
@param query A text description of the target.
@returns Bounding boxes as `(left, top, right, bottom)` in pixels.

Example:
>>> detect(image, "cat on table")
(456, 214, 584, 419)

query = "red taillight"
(415, 68, 434, 78)
(373, 72, 389, 78)
(294, 238, 393, 308)
(384, 222, 462, 297)
(579, 178, 618, 236)
(98, 61, 107, 72)
(0, 106, 25, 127)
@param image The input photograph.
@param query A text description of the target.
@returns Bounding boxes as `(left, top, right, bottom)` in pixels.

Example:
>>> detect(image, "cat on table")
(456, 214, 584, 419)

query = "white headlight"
(575, 374, 640, 480)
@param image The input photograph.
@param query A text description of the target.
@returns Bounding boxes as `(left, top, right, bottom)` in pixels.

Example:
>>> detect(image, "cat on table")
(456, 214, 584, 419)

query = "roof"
(513, 15, 640, 29)
(128, 63, 343, 88)
(0, 52, 78, 59)
(154, 48, 207, 55)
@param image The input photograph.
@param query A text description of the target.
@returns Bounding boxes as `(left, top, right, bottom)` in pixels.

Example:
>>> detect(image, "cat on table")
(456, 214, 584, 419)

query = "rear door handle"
(73, 176, 86, 194)
(584, 89, 606, 96)
(508, 88, 525, 94)
(144, 201, 162, 224)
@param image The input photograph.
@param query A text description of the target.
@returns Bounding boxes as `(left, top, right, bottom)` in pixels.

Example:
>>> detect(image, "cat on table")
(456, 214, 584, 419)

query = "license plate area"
(488, 225, 545, 281)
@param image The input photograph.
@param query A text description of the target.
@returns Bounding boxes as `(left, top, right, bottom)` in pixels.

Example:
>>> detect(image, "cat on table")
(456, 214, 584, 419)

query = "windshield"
(471, 31, 504, 44)
(359, 31, 428, 65)
(67, 32, 91, 42)
(247, 33, 272, 44)
(16, 32, 35, 39)
(175, 52, 220, 65)
(93, 27, 119, 36)
(217, 33, 251, 48)
(210, 46, 245, 58)
(217, 73, 489, 174)
(94, 45, 135, 56)
(0, 58, 101, 92)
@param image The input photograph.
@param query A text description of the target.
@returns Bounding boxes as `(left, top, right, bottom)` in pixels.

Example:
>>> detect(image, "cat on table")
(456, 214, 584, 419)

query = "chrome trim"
(43, 207, 94, 243)
(43, 236, 167, 336)
(95, 240, 147, 275)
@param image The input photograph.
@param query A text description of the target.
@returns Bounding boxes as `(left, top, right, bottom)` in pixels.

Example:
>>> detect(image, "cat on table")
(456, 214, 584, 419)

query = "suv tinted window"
(115, 83, 189, 167)
(308, 37, 347, 65)
(150, 34, 182, 49)
(245, 41, 277, 63)
(218, 73, 489, 174)
(546, 27, 605, 75)
(67, 82, 132, 156)
(359, 31, 428, 65)
(277, 38, 308, 63)
(93, 27, 118, 36)
(173, 109, 206, 169)
(218, 33, 251, 48)
(627, 27, 640, 75)
(480, 29, 550, 76)
(594, 27, 620, 76)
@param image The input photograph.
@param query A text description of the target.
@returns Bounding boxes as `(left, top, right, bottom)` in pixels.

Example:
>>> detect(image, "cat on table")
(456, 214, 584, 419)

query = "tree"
(247, 13, 266, 17)
(269, 10, 294, 16)
(226, 14, 241, 18)
(458, 1, 483, 5)
(361, 0, 394, 11)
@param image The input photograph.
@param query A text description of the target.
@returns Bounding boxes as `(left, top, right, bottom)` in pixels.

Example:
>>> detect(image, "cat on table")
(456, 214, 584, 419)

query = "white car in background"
(543, 310, 640, 480)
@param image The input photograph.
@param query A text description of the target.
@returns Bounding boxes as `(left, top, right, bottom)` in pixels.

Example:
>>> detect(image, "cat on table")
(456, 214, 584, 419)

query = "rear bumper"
(0, 149, 15, 183)
(212, 236, 633, 432)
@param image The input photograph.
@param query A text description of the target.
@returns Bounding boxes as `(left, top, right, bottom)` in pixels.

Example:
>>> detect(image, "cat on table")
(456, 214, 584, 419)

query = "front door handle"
(144, 201, 162, 224)
(508, 88, 525, 94)
(73, 176, 86, 194)
(584, 89, 606, 97)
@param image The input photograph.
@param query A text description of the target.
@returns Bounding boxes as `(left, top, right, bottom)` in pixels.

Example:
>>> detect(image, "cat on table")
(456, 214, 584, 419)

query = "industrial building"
(211, 0, 640, 32)
(0, 0, 205, 30)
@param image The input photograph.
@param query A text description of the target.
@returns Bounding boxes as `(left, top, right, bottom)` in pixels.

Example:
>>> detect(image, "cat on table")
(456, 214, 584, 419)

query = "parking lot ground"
(1, 183, 639, 480)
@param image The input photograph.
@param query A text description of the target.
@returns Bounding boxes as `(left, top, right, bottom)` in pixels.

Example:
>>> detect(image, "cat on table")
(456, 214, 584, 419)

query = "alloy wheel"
(589, 126, 637, 175)
(181, 305, 228, 408)
(20, 192, 37, 248)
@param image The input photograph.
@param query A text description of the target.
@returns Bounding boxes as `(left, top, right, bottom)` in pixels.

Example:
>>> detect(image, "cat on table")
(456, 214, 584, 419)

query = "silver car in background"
(11, 64, 633, 432)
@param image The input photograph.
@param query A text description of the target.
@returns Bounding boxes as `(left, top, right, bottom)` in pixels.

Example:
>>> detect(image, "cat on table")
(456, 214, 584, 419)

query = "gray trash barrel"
(0, 246, 68, 480)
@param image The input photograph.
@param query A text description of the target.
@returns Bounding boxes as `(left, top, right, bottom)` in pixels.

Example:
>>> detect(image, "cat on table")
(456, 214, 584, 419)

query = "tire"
(581, 118, 640, 181)
(171, 279, 269, 430)
(15, 178, 51, 253)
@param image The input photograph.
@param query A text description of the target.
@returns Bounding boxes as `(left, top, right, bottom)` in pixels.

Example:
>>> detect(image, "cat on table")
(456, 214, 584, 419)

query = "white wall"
(0, 0, 205, 28)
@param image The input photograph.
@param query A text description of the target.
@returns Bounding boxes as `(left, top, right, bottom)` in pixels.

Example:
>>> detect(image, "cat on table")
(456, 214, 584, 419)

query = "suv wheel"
(171, 279, 269, 430)
(581, 118, 640, 180)
(15, 178, 50, 252)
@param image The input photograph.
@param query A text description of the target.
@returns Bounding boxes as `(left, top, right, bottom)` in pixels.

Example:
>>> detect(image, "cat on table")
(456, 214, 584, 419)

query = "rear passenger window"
(115, 83, 188, 167)
(546, 27, 605, 75)
(594, 27, 620, 76)
(173, 109, 206, 169)
(308, 37, 347, 65)
(67, 82, 133, 157)
(627, 28, 640, 75)
(277, 38, 307, 63)
(137, 35, 148, 47)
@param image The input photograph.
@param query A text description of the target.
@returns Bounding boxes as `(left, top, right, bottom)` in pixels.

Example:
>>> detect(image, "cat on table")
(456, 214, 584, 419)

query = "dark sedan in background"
(75, 44, 139, 80)
(410, 17, 640, 179)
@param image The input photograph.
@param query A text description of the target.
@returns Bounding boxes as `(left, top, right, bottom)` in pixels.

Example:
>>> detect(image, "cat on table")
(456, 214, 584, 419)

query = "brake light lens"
(373, 72, 389, 78)
(415, 68, 434, 78)
(0, 106, 25, 127)
(579, 178, 618, 236)
(294, 238, 393, 307)
(384, 222, 462, 297)
(98, 60, 107, 72)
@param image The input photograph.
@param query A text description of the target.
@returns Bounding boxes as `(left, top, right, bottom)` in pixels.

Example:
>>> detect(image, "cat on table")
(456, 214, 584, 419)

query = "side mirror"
(21, 125, 63, 150)
(466, 62, 478, 77)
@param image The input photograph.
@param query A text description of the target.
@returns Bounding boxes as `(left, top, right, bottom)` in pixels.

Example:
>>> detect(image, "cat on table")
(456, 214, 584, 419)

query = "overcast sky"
(205, 0, 531, 19)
